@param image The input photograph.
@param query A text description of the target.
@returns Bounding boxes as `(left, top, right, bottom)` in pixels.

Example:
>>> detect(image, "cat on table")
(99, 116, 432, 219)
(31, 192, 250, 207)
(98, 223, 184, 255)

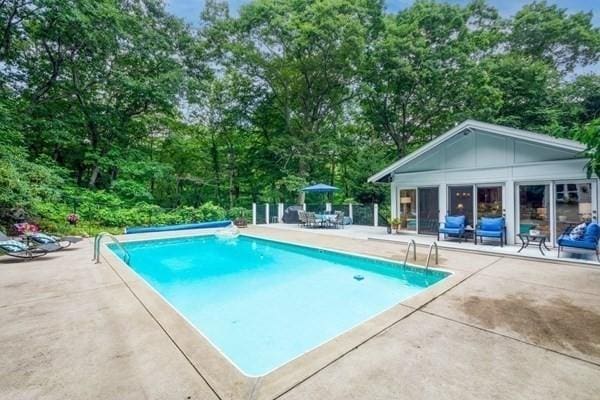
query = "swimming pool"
(109, 235, 450, 376)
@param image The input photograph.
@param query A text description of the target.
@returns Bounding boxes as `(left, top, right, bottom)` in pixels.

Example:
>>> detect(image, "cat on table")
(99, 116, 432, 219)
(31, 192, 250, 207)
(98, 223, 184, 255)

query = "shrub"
(227, 207, 250, 219)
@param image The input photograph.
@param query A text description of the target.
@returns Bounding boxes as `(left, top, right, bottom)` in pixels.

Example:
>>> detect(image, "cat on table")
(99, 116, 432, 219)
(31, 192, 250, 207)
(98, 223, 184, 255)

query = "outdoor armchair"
(438, 215, 466, 243)
(475, 217, 506, 247)
(557, 222, 600, 262)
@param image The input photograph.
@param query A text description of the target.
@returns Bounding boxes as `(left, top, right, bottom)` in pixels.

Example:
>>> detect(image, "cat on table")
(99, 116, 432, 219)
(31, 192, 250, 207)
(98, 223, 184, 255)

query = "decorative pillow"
(569, 222, 587, 240)
(33, 233, 57, 244)
(0, 240, 28, 253)
(445, 215, 465, 229)
(481, 217, 504, 231)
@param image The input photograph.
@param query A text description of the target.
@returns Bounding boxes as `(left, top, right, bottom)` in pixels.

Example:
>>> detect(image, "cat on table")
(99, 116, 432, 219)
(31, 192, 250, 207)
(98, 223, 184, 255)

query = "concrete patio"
(1, 226, 599, 399)
(263, 222, 600, 266)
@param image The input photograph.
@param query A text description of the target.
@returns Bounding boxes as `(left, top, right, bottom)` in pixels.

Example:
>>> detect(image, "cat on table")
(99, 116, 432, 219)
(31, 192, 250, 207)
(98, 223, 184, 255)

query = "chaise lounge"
(28, 232, 82, 249)
(0, 240, 50, 260)
(438, 215, 466, 243)
(557, 222, 600, 262)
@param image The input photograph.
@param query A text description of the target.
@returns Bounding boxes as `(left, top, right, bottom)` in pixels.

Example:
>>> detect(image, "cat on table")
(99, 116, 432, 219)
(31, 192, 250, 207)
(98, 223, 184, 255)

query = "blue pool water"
(109, 235, 449, 376)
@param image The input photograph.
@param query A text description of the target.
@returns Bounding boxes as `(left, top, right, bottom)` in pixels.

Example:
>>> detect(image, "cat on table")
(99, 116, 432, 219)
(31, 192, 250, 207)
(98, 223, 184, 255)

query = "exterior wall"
(396, 129, 580, 175)
(390, 159, 599, 245)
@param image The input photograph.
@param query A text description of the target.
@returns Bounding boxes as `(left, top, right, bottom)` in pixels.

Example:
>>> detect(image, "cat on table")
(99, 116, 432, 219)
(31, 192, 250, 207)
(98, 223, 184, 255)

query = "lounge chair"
(0, 233, 63, 253)
(475, 217, 506, 247)
(28, 233, 82, 249)
(0, 240, 49, 260)
(557, 222, 600, 262)
(438, 215, 466, 242)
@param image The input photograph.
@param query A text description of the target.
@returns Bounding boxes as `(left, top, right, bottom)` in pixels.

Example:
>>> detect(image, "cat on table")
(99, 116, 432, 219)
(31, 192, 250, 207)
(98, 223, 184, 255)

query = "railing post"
(252, 203, 257, 225)
(278, 203, 284, 222)
(374, 203, 379, 227)
(349, 203, 353, 220)
(265, 203, 270, 224)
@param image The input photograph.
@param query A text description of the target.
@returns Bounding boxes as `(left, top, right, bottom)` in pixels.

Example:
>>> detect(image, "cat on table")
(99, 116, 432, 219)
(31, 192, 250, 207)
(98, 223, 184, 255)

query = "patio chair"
(297, 210, 308, 228)
(438, 215, 466, 243)
(0, 240, 49, 260)
(475, 217, 506, 247)
(557, 222, 600, 262)
(305, 212, 321, 228)
(332, 211, 345, 229)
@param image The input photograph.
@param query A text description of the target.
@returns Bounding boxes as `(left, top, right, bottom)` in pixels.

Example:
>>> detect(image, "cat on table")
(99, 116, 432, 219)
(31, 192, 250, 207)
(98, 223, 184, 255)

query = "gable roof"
(368, 119, 586, 183)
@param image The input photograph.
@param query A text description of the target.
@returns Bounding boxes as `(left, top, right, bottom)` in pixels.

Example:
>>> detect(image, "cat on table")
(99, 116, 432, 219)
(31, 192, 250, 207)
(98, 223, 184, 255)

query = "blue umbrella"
(301, 183, 339, 193)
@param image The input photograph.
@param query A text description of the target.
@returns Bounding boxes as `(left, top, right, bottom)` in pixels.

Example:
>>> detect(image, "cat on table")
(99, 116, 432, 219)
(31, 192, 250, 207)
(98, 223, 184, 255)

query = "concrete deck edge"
(98, 230, 471, 400)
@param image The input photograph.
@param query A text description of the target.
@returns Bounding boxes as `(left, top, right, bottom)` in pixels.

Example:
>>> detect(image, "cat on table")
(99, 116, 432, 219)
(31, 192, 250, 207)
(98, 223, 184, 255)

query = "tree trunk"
(88, 165, 100, 188)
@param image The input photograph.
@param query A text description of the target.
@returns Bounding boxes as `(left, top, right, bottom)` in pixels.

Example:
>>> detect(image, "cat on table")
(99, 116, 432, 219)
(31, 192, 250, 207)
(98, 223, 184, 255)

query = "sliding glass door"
(555, 182, 594, 236)
(448, 186, 474, 227)
(397, 189, 416, 232)
(418, 187, 439, 235)
(477, 186, 503, 218)
(518, 184, 550, 239)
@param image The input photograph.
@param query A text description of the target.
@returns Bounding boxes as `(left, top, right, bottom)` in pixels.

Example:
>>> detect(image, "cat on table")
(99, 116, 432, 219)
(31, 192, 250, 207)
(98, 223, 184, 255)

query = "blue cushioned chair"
(557, 223, 600, 262)
(475, 217, 506, 247)
(438, 215, 466, 243)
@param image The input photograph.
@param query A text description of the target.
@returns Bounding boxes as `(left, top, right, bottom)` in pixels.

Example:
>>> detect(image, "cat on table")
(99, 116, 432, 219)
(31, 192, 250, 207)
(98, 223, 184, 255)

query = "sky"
(166, 0, 600, 26)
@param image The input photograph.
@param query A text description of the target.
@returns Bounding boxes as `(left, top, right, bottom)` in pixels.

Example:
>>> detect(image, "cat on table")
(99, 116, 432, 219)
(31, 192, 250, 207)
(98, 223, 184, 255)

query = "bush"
(227, 207, 251, 219)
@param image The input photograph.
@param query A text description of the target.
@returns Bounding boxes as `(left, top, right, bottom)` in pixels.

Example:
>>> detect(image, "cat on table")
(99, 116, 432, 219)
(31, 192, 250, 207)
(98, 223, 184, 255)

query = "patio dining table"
(315, 214, 337, 227)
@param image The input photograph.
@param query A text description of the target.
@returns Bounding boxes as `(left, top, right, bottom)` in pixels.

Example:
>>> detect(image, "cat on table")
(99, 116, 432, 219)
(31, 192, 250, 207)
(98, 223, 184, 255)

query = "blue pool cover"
(124, 220, 232, 234)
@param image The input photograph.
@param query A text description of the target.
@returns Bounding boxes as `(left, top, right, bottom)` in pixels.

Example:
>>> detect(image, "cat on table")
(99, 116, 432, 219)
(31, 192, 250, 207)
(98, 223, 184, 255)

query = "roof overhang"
(367, 119, 586, 183)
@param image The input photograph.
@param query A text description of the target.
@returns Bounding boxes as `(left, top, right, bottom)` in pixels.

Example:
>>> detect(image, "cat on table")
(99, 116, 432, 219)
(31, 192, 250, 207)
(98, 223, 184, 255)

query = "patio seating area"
(262, 223, 600, 266)
(298, 210, 345, 229)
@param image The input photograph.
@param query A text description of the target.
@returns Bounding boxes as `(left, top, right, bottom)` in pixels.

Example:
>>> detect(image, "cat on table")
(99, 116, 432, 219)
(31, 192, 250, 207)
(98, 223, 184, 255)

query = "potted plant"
(391, 217, 401, 233)
(386, 217, 393, 234)
(67, 213, 80, 225)
(233, 209, 248, 228)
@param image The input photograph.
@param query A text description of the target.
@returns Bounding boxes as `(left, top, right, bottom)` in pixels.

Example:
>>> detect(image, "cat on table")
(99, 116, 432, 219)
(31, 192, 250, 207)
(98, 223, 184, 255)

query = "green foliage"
(574, 119, 600, 178)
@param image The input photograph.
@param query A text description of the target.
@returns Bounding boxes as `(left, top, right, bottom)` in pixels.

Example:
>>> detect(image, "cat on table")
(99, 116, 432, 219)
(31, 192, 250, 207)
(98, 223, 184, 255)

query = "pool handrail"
(425, 241, 438, 270)
(93, 232, 130, 264)
(403, 239, 417, 267)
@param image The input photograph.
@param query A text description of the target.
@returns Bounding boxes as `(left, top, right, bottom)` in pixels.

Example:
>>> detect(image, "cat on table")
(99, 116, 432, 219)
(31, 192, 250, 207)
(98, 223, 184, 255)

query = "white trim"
(368, 119, 586, 183)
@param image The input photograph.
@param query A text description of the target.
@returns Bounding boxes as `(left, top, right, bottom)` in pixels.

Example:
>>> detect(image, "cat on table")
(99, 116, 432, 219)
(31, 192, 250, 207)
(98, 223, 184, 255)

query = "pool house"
(369, 120, 599, 246)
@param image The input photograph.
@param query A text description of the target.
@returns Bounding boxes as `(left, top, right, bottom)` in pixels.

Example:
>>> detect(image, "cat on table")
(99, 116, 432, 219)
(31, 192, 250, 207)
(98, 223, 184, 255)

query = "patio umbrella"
(301, 183, 339, 212)
(301, 183, 339, 193)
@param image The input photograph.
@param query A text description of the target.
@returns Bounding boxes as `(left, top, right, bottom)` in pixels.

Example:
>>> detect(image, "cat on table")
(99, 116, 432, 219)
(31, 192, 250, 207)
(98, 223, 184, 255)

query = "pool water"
(109, 235, 449, 376)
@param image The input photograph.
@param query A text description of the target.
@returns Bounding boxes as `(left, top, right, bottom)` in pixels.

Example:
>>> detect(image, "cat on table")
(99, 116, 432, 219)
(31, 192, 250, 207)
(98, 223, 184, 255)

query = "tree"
(228, 0, 383, 202)
(574, 119, 600, 178)
(509, 1, 600, 73)
(16, 0, 189, 188)
(360, 0, 503, 157)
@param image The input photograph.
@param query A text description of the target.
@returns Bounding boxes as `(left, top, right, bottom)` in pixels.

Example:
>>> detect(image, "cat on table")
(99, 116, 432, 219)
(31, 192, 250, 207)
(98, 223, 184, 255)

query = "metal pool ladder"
(403, 239, 417, 267)
(93, 232, 130, 264)
(425, 241, 438, 270)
